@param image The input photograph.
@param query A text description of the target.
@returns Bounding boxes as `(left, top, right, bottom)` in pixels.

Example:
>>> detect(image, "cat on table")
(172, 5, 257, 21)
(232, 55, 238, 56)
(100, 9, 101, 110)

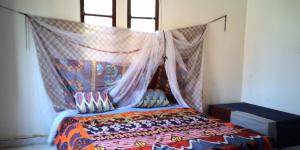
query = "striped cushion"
(136, 89, 170, 108)
(74, 91, 114, 113)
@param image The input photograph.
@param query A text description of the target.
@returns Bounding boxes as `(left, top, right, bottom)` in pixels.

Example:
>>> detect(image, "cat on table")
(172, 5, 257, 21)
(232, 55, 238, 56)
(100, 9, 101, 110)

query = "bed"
(51, 105, 275, 150)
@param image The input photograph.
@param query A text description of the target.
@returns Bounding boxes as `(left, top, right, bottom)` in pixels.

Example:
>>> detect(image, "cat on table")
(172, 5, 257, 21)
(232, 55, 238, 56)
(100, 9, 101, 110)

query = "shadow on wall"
(202, 18, 241, 113)
(0, 5, 56, 139)
(0, 7, 21, 138)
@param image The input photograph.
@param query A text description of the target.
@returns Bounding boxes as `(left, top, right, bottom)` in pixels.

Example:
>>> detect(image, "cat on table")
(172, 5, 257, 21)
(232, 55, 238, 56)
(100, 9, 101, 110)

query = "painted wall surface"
(0, 0, 80, 139)
(242, 0, 300, 115)
(0, 0, 247, 138)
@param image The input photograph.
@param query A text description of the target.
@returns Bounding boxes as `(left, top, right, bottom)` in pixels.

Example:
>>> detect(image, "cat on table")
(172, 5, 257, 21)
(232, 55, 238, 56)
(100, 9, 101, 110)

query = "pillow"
(136, 89, 170, 108)
(147, 65, 179, 104)
(74, 91, 114, 113)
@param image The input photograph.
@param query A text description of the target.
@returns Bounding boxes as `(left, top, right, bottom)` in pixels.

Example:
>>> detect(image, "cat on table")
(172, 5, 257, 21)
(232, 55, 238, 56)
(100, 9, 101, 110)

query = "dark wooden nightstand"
(208, 104, 232, 122)
(208, 102, 300, 148)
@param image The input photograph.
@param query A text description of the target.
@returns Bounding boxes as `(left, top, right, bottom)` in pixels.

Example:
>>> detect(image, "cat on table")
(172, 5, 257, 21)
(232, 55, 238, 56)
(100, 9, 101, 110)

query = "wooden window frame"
(80, 0, 116, 26)
(127, 0, 159, 31)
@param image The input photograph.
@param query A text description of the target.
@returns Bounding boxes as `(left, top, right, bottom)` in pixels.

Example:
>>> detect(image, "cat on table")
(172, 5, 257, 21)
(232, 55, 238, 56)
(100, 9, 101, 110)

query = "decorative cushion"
(136, 89, 170, 108)
(74, 91, 115, 113)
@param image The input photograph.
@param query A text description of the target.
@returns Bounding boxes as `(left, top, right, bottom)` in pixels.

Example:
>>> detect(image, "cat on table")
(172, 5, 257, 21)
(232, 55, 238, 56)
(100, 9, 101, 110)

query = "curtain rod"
(0, 5, 30, 52)
(206, 15, 227, 32)
(0, 4, 228, 31)
(0, 5, 29, 17)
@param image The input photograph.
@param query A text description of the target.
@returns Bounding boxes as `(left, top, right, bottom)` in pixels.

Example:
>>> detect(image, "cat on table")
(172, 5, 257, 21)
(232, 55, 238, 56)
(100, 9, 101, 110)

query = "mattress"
(52, 105, 275, 150)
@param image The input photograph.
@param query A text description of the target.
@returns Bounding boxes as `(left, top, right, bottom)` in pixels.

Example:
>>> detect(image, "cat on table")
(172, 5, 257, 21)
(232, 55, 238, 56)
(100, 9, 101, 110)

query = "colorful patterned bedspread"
(55, 108, 275, 150)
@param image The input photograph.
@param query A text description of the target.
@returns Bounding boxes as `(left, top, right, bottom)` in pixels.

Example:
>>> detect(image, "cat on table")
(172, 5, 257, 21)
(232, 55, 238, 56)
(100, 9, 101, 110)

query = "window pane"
(131, 19, 155, 32)
(131, 0, 155, 17)
(84, 0, 112, 15)
(85, 16, 112, 26)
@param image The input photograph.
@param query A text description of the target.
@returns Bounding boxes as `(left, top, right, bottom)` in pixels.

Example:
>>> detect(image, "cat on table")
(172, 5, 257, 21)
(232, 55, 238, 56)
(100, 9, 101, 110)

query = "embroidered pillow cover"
(74, 91, 114, 113)
(136, 89, 170, 108)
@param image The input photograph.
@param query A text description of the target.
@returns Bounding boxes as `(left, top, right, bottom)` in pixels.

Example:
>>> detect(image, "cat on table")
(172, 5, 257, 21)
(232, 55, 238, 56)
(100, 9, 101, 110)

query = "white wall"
(0, 0, 80, 139)
(0, 0, 247, 138)
(242, 0, 300, 115)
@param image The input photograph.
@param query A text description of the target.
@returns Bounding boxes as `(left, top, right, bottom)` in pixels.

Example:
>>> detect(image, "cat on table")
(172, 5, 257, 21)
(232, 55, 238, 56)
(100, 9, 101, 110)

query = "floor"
(2, 144, 56, 150)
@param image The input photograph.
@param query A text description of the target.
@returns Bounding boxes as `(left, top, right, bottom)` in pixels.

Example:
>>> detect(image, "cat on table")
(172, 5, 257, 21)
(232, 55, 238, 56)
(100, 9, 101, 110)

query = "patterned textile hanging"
(165, 25, 207, 112)
(29, 16, 206, 112)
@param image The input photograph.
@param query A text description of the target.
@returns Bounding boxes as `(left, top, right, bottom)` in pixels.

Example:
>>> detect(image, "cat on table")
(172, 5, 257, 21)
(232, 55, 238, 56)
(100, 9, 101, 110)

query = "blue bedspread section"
(74, 104, 185, 117)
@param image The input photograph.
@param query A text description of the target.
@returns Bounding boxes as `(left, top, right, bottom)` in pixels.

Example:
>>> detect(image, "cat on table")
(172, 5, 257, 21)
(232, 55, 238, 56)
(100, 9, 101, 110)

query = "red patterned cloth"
(55, 108, 275, 150)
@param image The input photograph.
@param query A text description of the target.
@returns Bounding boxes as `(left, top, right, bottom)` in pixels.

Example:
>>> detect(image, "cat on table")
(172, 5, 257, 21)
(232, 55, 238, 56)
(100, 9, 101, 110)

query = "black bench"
(209, 102, 300, 148)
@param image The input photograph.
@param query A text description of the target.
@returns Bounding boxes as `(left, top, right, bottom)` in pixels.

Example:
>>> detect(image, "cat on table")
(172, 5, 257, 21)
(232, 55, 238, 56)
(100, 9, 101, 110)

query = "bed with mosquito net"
(28, 16, 275, 150)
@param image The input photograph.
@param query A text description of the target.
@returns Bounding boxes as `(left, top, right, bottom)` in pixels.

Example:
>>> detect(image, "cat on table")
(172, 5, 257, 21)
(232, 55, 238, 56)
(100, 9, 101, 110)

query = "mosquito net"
(29, 16, 206, 112)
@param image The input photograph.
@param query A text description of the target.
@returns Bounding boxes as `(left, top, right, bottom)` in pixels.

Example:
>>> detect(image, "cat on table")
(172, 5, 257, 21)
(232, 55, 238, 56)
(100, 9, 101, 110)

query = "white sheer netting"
(29, 16, 206, 112)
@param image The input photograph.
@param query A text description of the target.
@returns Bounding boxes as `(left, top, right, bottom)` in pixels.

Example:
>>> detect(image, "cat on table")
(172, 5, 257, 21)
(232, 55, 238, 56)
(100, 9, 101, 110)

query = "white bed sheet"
(48, 104, 186, 144)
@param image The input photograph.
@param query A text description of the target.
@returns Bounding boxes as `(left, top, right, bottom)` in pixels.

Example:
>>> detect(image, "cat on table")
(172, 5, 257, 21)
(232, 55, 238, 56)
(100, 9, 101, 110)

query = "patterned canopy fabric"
(29, 16, 206, 112)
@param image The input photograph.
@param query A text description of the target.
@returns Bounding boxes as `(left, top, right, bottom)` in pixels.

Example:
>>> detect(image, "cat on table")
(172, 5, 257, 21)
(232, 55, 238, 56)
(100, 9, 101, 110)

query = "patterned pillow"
(147, 65, 183, 104)
(136, 89, 170, 108)
(74, 91, 115, 113)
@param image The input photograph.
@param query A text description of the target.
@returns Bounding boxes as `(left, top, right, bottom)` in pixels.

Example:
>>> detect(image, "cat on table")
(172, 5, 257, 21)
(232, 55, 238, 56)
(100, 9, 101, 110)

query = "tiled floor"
(2, 144, 56, 150)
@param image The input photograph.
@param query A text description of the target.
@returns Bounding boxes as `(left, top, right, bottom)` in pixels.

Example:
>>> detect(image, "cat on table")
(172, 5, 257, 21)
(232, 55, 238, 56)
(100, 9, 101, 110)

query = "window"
(80, 0, 116, 26)
(127, 0, 159, 32)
